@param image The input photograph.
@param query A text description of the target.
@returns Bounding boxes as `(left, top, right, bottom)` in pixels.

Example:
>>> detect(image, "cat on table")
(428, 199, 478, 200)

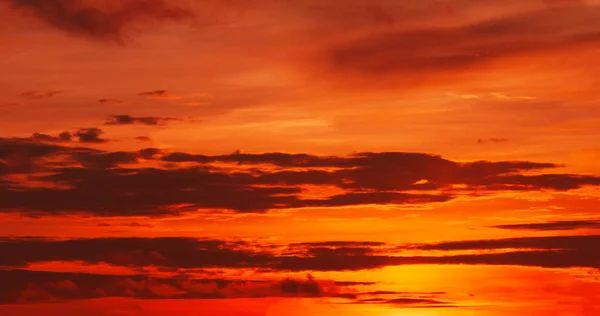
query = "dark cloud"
(2, 235, 600, 272)
(0, 162, 9, 175)
(0, 269, 457, 306)
(327, 6, 600, 77)
(353, 297, 454, 307)
(30, 131, 72, 143)
(71, 151, 138, 169)
(477, 138, 510, 144)
(74, 128, 108, 143)
(404, 235, 600, 270)
(2, 134, 600, 216)
(411, 234, 600, 252)
(0, 236, 402, 271)
(97, 222, 153, 228)
(291, 241, 387, 248)
(0, 237, 272, 268)
(491, 220, 600, 231)
(137, 148, 161, 159)
(0, 137, 65, 174)
(98, 98, 124, 104)
(0, 166, 311, 216)
(20, 91, 63, 99)
(0, 137, 132, 174)
(0, 269, 362, 304)
(105, 115, 178, 126)
(293, 192, 452, 208)
(10, 0, 193, 42)
(334, 281, 377, 286)
(164, 151, 568, 191)
(135, 136, 152, 142)
(138, 90, 169, 98)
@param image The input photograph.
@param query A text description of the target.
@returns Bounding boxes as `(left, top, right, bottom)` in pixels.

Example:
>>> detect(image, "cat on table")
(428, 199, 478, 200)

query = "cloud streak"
(105, 115, 179, 126)
(491, 220, 600, 231)
(20, 91, 63, 99)
(326, 5, 600, 78)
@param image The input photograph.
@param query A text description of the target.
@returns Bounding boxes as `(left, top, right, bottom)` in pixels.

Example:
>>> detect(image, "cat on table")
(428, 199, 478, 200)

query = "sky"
(1, 0, 600, 315)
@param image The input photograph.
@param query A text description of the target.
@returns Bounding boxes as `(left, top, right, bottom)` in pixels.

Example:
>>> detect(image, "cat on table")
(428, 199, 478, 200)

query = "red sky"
(1, 0, 600, 315)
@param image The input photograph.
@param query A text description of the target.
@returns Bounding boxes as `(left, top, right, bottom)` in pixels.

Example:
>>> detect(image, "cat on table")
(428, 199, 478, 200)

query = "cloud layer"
(2, 235, 599, 272)
(326, 5, 600, 79)
(0, 269, 454, 307)
(1, 134, 599, 216)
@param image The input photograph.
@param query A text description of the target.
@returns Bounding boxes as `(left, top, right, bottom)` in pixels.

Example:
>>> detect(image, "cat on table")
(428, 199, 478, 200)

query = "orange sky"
(1, 0, 600, 315)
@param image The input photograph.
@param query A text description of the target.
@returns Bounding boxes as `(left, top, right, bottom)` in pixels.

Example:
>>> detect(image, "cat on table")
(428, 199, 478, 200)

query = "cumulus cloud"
(74, 128, 108, 143)
(29, 131, 72, 143)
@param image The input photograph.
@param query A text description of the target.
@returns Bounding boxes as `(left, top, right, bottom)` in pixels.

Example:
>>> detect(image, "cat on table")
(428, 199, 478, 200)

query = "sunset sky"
(2, 0, 600, 315)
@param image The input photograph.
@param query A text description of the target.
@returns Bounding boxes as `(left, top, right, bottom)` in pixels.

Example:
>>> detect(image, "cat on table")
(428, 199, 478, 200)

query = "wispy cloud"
(137, 90, 212, 102)
(20, 91, 63, 99)
(491, 219, 600, 231)
(477, 137, 510, 144)
(9, 0, 193, 43)
(105, 115, 179, 126)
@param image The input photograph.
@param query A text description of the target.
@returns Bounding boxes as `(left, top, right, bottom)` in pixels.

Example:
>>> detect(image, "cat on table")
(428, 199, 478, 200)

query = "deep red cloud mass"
(2, 134, 599, 216)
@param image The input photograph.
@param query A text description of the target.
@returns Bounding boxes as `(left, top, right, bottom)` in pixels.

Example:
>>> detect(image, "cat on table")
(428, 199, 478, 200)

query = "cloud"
(490, 220, 600, 231)
(97, 222, 153, 228)
(29, 131, 72, 143)
(0, 269, 364, 304)
(74, 128, 108, 143)
(9, 0, 193, 42)
(20, 91, 63, 99)
(0, 236, 387, 271)
(135, 136, 152, 142)
(137, 90, 170, 98)
(105, 115, 178, 126)
(0, 162, 9, 175)
(0, 137, 65, 174)
(353, 297, 454, 307)
(0, 268, 457, 307)
(397, 235, 600, 270)
(1, 135, 600, 216)
(326, 6, 600, 78)
(410, 235, 600, 252)
(137, 90, 212, 101)
(71, 151, 139, 169)
(477, 138, 510, 144)
(98, 99, 124, 104)
(1, 235, 600, 274)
